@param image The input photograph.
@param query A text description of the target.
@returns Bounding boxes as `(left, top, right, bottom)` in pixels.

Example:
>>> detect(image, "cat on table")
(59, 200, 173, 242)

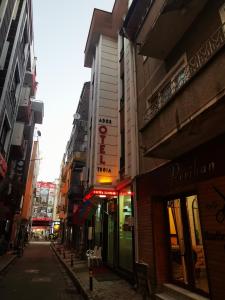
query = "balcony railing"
(143, 23, 225, 127)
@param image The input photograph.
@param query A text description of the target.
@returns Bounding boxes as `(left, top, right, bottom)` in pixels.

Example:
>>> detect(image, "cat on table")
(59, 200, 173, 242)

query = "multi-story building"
(21, 137, 40, 225)
(0, 0, 43, 250)
(83, 0, 141, 281)
(124, 0, 225, 299)
(58, 82, 90, 253)
(10, 136, 40, 245)
(31, 181, 56, 239)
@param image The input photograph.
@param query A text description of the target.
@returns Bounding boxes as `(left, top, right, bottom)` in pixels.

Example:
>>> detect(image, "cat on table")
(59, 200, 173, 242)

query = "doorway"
(167, 195, 209, 294)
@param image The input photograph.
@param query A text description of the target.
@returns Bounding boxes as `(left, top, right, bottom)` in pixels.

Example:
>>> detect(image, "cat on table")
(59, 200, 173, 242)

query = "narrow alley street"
(0, 242, 83, 300)
(1, 1, 225, 299)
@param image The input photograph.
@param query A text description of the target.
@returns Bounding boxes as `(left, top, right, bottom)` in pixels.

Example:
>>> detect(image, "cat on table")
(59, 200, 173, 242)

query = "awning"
(72, 201, 97, 225)
(84, 188, 117, 201)
(0, 153, 7, 177)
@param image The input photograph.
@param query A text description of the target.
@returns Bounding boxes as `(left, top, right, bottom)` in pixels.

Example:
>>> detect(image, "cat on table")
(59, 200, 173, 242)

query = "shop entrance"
(167, 195, 209, 294)
(107, 200, 116, 267)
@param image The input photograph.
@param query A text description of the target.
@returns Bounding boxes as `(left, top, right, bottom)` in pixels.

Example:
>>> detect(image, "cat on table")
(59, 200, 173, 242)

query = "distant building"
(31, 181, 57, 238)
(58, 82, 90, 252)
(83, 0, 140, 279)
(0, 0, 44, 251)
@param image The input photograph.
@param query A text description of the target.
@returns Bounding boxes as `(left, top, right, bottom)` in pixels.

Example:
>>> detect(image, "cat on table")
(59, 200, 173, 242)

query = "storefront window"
(94, 203, 102, 246)
(119, 187, 133, 272)
(167, 195, 209, 294)
(107, 200, 115, 266)
(186, 195, 208, 293)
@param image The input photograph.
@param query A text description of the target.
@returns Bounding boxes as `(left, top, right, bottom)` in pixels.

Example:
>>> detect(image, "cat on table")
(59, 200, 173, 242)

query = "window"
(219, 3, 225, 35)
(219, 3, 225, 24)
(21, 20, 29, 59)
(0, 116, 10, 156)
(120, 74, 125, 108)
(10, 65, 20, 102)
(0, 40, 9, 70)
(12, 0, 20, 20)
(120, 36, 124, 61)
(119, 187, 133, 271)
(0, 0, 7, 24)
(167, 195, 209, 293)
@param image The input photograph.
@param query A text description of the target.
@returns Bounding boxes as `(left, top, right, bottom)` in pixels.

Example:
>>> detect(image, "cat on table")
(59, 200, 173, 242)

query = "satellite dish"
(73, 113, 80, 120)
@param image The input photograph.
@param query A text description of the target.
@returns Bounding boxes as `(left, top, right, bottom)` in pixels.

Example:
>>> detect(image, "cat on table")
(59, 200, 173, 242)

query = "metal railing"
(143, 23, 225, 127)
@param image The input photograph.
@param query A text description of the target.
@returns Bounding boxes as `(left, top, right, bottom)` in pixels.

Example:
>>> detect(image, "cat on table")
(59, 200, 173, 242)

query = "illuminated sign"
(53, 221, 60, 225)
(37, 181, 56, 189)
(99, 125, 107, 166)
(84, 189, 117, 201)
(0, 153, 7, 177)
(32, 217, 52, 222)
(95, 117, 118, 185)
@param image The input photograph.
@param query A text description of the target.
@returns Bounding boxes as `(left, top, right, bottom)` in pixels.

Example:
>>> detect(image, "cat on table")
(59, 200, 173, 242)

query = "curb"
(51, 244, 94, 300)
(0, 254, 17, 274)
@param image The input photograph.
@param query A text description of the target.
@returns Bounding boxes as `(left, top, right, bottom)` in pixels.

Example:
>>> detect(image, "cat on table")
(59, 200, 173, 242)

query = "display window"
(167, 195, 209, 294)
(119, 187, 133, 272)
(94, 202, 102, 246)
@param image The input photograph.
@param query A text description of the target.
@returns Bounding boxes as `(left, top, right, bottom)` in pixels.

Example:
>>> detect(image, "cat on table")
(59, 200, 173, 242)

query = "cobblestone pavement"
(0, 241, 83, 300)
(53, 244, 143, 300)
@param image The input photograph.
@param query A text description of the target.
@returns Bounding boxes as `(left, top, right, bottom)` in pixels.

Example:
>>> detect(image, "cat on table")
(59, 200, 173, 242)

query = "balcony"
(31, 100, 44, 124)
(24, 71, 33, 87)
(143, 23, 225, 127)
(139, 0, 208, 58)
(141, 23, 225, 159)
(17, 103, 31, 123)
(23, 71, 37, 97)
(10, 122, 26, 158)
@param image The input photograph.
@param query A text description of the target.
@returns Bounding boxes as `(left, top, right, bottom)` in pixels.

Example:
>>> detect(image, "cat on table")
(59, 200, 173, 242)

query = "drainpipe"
(130, 42, 139, 263)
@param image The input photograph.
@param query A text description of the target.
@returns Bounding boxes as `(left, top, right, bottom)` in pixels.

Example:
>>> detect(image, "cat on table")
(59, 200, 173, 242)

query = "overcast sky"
(33, 0, 115, 182)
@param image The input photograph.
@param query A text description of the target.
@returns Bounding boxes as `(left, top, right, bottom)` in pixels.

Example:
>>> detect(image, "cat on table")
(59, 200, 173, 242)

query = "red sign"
(0, 153, 7, 177)
(32, 217, 52, 222)
(99, 125, 107, 165)
(84, 188, 117, 200)
(36, 182, 56, 189)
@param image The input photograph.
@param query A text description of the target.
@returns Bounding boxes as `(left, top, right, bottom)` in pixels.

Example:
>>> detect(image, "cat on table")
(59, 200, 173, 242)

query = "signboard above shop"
(84, 188, 117, 201)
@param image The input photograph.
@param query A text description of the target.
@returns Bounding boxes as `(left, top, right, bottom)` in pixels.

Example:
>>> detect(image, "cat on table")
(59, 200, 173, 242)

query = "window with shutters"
(0, 116, 10, 156)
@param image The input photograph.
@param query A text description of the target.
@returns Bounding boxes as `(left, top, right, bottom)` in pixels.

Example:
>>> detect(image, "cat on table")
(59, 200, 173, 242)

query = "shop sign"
(0, 153, 7, 177)
(32, 217, 52, 222)
(171, 159, 215, 184)
(37, 181, 56, 189)
(144, 135, 225, 194)
(84, 189, 117, 201)
(53, 221, 60, 225)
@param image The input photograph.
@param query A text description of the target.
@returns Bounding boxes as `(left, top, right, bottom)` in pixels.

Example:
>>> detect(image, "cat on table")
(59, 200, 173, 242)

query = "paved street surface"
(0, 242, 83, 300)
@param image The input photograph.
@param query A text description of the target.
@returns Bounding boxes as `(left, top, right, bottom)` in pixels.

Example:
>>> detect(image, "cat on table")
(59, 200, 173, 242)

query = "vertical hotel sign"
(96, 117, 118, 185)
(94, 37, 119, 186)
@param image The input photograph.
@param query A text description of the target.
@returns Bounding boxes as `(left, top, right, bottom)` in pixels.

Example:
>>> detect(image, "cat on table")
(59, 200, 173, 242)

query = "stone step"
(155, 293, 176, 300)
(159, 284, 209, 300)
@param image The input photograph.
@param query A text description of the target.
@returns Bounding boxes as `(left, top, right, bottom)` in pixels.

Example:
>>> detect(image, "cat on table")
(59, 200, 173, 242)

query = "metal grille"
(144, 23, 225, 126)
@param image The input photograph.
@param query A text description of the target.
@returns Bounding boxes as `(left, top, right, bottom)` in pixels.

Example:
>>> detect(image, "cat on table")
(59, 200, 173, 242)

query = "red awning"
(0, 153, 7, 177)
(84, 188, 117, 201)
